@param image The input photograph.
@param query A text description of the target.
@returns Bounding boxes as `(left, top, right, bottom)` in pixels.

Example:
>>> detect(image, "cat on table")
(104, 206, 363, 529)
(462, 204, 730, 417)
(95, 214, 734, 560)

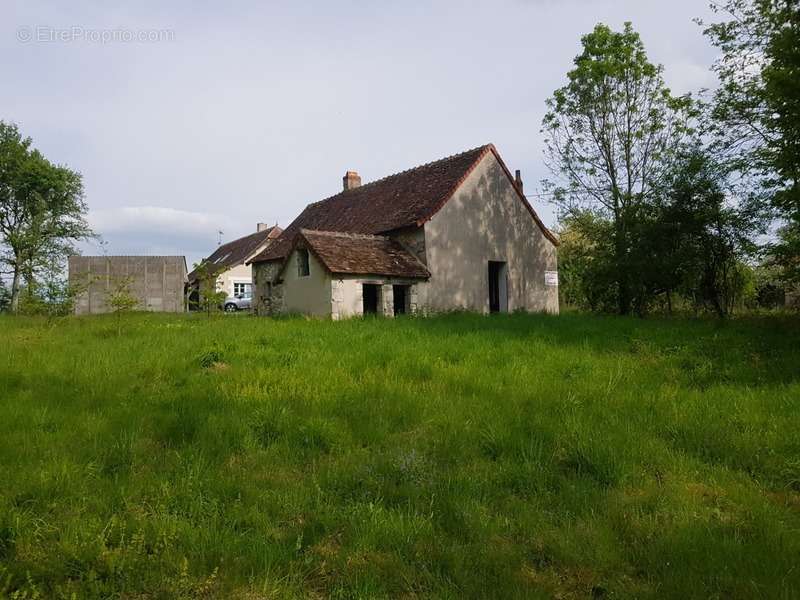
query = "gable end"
(416, 145, 559, 247)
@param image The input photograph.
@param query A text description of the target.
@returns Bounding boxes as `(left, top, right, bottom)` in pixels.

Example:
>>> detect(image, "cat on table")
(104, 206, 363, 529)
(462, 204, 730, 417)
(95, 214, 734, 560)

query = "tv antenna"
(217, 230, 224, 246)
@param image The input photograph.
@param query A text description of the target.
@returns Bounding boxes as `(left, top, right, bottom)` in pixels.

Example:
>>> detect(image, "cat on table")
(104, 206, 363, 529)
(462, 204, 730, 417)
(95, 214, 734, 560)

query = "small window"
(297, 248, 310, 277)
(233, 282, 252, 298)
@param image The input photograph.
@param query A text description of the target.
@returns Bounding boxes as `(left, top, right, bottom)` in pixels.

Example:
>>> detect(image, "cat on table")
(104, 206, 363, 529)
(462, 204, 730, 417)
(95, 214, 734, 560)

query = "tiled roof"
(188, 226, 281, 281)
(249, 143, 558, 265)
(293, 229, 430, 279)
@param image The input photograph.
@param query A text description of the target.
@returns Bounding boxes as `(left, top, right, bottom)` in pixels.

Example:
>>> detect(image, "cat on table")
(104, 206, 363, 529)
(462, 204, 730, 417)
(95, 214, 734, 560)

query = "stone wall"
(252, 261, 284, 316)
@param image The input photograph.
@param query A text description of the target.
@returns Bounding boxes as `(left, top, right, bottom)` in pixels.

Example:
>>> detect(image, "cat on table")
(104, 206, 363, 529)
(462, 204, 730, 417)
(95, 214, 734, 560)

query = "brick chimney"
(343, 171, 361, 191)
(257, 222, 270, 232)
(515, 170, 524, 194)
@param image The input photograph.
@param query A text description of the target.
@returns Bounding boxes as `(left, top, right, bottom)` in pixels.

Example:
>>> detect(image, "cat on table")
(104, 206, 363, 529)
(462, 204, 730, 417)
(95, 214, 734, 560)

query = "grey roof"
(188, 226, 281, 282)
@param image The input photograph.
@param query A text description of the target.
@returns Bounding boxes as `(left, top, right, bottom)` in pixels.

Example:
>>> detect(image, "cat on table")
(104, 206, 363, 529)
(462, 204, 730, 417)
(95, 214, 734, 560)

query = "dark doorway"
(488, 261, 507, 313)
(363, 284, 380, 315)
(187, 288, 200, 311)
(393, 285, 409, 316)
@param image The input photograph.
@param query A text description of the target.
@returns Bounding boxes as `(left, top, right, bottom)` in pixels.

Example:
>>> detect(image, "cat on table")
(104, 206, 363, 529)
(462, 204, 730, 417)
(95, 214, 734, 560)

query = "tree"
(555, 212, 617, 311)
(542, 23, 696, 314)
(557, 150, 764, 317)
(646, 150, 762, 317)
(190, 259, 226, 317)
(17, 257, 87, 318)
(702, 0, 800, 280)
(751, 259, 787, 308)
(0, 121, 92, 313)
(769, 222, 800, 282)
(0, 278, 9, 312)
(106, 276, 139, 336)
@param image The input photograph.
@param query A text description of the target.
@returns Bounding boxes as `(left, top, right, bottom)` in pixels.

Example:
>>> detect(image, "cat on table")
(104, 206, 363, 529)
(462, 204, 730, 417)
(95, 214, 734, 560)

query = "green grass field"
(1, 312, 799, 599)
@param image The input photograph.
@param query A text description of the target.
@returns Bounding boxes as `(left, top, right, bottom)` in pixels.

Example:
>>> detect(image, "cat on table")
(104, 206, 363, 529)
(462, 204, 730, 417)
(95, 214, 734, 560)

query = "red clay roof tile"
(294, 229, 430, 279)
(249, 144, 557, 265)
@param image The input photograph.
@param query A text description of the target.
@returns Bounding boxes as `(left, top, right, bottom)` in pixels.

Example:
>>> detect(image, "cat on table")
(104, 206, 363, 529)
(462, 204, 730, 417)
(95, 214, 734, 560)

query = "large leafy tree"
(642, 151, 762, 316)
(557, 150, 763, 316)
(702, 0, 800, 280)
(0, 121, 91, 313)
(542, 23, 695, 314)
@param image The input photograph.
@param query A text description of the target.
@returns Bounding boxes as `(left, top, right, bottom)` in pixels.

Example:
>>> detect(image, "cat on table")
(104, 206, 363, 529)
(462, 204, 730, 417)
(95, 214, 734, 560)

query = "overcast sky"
(3, 1, 719, 267)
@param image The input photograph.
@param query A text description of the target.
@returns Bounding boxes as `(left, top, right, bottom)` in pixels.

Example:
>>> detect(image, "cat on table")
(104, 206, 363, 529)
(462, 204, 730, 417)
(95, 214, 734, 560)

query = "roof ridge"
(210, 227, 273, 254)
(224, 227, 273, 244)
(248, 141, 561, 266)
(305, 144, 493, 208)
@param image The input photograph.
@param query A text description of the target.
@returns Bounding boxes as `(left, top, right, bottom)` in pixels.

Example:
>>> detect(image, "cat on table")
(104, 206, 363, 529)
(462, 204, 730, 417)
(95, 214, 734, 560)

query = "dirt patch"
(766, 490, 800, 513)
(207, 361, 230, 373)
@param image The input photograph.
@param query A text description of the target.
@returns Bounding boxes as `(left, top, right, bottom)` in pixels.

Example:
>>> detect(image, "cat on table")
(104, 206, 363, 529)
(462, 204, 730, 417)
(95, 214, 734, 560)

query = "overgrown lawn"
(1, 312, 799, 598)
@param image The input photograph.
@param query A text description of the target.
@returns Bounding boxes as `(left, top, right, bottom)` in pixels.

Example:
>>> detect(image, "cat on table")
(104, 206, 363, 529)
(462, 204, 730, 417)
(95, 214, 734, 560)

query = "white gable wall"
(422, 152, 559, 314)
(215, 263, 252, 298)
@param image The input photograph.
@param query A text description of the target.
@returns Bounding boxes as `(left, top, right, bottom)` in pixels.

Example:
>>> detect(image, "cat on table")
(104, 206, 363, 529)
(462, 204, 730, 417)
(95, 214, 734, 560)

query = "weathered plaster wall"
(389, 226, 427, 266)
(69, 256, 187, 315)
(332, 277, 361, 319)
(422, 153, 559, 314)
(332, 276, 423, 319)
(281, 249, 332, 316)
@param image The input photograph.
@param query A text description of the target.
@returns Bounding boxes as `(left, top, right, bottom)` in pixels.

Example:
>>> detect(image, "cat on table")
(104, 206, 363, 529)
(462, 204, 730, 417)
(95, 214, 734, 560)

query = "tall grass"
(0, 312, 798, 598)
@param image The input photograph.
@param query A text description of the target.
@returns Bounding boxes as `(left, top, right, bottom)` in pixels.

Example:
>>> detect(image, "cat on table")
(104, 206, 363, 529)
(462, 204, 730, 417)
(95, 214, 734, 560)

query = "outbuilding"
(68, 255, 187, 315)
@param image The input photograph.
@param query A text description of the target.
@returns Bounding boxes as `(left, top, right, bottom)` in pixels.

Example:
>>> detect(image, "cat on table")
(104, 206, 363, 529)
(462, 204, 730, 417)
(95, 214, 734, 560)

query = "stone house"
(248, 144, 560, 318)
(187, 223, 282, 305)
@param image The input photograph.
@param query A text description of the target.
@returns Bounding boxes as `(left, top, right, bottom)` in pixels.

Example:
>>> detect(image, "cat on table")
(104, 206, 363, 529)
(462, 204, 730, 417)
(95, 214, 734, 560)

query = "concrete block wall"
(69, 256, 187, 315)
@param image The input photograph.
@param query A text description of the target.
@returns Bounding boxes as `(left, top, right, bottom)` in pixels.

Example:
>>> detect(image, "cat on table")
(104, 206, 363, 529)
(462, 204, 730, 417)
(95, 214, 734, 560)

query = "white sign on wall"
(545, 271, 559, 287)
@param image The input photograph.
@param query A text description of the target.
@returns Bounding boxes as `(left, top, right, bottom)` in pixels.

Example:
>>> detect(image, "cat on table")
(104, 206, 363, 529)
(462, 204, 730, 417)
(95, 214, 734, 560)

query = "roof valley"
(252, 144, 494, 263)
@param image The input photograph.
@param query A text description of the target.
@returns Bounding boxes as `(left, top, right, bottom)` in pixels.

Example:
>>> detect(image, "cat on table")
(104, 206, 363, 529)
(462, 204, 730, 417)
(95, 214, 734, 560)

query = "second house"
(188, 223, 282, 311)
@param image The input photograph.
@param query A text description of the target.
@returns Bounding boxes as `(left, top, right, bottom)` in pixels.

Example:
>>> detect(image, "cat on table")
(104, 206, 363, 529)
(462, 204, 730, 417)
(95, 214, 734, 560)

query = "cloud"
(84, 206, 240, 265)
(88, 206, 233, 237)
(5, 0, 719, 253)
